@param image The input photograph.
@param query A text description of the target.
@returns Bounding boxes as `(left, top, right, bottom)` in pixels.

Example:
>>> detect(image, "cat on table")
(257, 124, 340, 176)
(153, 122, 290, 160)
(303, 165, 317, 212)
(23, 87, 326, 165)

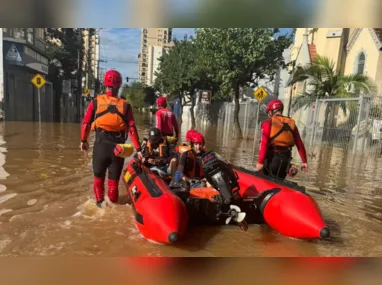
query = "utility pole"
(77, 28, 83, 123)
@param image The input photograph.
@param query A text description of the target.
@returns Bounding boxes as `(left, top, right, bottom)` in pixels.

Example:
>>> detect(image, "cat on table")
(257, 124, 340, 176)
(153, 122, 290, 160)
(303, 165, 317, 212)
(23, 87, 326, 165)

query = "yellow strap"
(115, 144, 134, 158)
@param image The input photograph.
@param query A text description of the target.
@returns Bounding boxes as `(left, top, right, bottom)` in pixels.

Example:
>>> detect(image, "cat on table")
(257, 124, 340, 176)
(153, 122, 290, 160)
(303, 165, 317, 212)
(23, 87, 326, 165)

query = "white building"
(146, 45, 166, 86)
(94, 33, 100, 80)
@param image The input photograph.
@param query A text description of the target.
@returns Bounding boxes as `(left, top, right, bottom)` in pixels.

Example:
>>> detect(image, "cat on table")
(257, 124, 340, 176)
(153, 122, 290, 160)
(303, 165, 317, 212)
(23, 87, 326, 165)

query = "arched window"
(356, 52, 365, 74)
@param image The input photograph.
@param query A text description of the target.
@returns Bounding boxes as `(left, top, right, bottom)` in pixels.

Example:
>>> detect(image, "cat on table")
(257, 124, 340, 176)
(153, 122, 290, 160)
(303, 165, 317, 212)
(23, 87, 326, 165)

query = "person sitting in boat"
(256, 99, 308, 179)
(173, 130, 211, 189)
(155, 96, 179, 145)
(141, 127, 178, 177)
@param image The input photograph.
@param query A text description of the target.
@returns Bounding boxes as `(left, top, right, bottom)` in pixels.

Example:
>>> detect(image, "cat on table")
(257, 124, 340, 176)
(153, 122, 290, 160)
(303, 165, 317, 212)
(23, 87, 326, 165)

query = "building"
(46, 28, 100, 94)
(2, 28, 54, 121)
(285, 28, 382, 143)
(81, 28, 100, 93)
(146, 41, 174, 86)
(138, 28, 173, 84)
(288, 28, 382, 98)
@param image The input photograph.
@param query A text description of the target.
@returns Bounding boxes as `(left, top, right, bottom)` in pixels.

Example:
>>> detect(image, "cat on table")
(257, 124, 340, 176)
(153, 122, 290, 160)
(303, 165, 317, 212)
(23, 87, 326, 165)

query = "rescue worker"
(141, 127, 178, 177)
(174, 129, 210, 189)
(80, 69, 143, 207)
(155, 96, 179, 144)
(256, 99, 308, 179)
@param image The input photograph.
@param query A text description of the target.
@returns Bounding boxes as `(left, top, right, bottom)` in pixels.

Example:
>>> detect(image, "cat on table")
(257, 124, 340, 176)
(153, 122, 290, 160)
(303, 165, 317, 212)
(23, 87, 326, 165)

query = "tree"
(194, 28, 293, 138)
(45, 28, 84, 121)
(143, 85, 157, 106)
(120, 82, 153, 110)
(46, 29, 83, 79)
(288, 55, 376, 139)
(154, 34, 221, 128)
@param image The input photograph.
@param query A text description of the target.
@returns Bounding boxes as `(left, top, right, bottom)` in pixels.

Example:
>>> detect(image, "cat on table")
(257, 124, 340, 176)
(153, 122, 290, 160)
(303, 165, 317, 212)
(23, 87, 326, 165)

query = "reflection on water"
(0, 109, 381, 256)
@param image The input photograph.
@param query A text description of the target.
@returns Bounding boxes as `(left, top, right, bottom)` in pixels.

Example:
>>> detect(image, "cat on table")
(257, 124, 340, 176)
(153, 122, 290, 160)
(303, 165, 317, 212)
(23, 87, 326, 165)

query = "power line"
(100, 58, 139, 64)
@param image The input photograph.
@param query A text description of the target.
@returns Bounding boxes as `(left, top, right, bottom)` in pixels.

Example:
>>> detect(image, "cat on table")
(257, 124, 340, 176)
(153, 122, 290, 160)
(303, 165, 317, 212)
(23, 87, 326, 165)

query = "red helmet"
(157, 96, 167, 107)
(266, 99, 284, 113)
(104, 69, 122, 88)
(186, 130, 205, 144)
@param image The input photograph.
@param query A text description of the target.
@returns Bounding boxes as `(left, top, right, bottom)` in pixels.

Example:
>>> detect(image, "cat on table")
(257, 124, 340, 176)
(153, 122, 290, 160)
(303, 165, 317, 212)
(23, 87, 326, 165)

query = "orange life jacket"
(183, 150, 204, 179)
(145, 139, 169, 158)
(177, 144, 191, 154)
(90, 94, 128, 132)
(177, 144, 206, 155)
(269, 115, 296, 148)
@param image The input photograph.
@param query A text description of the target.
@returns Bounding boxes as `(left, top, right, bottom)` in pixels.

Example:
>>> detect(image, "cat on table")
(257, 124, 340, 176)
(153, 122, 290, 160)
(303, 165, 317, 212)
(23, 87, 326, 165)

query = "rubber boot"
(107, 179, 119, 203)
(93, 177, 105, 207)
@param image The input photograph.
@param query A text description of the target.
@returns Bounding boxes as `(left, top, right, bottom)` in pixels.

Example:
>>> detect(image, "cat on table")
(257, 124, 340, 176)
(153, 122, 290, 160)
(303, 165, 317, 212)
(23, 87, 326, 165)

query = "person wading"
(256, 99, 308, 179)
(80, 69, 143, 207)
(155, 96, 179, 144)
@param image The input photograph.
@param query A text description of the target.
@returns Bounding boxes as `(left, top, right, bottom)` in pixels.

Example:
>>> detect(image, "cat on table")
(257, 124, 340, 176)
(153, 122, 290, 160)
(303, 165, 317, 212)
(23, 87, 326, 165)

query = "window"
(35, 28, 45, 39)
(356, 52, 365, 74)
(27, 28, 34, 44)
(11, 28, 25, 39)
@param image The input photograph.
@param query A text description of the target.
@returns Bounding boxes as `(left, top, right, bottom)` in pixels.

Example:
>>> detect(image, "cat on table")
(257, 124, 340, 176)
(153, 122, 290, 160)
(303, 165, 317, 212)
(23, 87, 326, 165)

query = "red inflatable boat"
(123, 159, 188, 244)
(122, 150, 329, 244)
(232, 166, 329, 239)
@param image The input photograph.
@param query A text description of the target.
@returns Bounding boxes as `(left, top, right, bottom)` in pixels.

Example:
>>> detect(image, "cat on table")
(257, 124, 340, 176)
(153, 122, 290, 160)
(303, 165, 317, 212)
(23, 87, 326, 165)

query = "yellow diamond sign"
(83, 89, 90, 96)
(253, 87, 268, 102)
(31, 73, 46, 89)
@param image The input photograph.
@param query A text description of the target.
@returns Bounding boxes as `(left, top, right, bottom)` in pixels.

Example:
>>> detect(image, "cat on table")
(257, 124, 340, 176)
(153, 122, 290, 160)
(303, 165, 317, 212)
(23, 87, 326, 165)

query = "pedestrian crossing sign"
(253, 87, 268, 102)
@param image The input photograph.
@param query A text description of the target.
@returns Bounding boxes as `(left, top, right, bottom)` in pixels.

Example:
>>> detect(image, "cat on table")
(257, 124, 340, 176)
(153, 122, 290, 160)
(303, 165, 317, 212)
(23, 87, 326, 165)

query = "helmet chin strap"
(269, 109, 282, 118)
(106, 87, 119, 96)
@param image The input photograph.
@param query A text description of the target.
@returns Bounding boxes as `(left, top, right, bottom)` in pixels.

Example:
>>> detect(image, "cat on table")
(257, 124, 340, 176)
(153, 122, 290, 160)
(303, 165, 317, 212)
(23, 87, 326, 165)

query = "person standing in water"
(155, 96, 179, 144)
(80, 69, 143, 207)
(256, 99, 308, 179)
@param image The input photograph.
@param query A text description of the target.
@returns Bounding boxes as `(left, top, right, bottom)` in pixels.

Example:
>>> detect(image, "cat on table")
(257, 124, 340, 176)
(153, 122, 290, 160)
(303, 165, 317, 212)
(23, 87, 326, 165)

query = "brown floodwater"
(0, 110, 382, 257)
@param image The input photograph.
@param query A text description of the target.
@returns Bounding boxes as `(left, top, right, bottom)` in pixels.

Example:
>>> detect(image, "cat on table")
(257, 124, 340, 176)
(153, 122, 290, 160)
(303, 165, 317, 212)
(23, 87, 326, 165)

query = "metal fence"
(194, 94, 382, 159)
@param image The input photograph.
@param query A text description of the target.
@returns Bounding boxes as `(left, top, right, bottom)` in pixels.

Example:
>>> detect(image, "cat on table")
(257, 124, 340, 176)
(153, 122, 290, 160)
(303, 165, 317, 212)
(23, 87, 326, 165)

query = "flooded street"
(0, 111, 382, 257)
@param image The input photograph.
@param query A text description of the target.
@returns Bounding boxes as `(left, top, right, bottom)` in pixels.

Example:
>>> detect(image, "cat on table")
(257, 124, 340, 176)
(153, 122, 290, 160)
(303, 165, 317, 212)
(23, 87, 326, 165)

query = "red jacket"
(155, 108, 179, 137)
(81, 94, 141, 151)
(258, 117, 307, 164)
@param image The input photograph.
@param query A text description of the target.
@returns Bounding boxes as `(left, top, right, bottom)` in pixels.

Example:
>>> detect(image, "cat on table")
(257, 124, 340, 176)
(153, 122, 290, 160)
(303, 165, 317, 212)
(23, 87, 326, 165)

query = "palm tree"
(287, 55, 376, 141)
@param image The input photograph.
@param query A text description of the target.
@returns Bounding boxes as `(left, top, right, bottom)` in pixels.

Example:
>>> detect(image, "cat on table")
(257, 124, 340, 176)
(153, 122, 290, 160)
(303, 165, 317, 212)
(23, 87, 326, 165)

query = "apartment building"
(82, 28, 100, 91)
(146, 41, 175, 86)
(46, 28, 100, 92)
(138, 28, 173, 84)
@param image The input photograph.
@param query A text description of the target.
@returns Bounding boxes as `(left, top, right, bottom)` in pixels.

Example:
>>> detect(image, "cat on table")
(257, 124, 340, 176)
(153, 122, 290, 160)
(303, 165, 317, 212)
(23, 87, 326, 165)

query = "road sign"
(31, 73, 46, 89)
(253, 87, 268, 102)
(83, 89, 90, 96)
(31, 74, 46, 124)
(5, 43, 22, 62)
(199, 90, 212, 104)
